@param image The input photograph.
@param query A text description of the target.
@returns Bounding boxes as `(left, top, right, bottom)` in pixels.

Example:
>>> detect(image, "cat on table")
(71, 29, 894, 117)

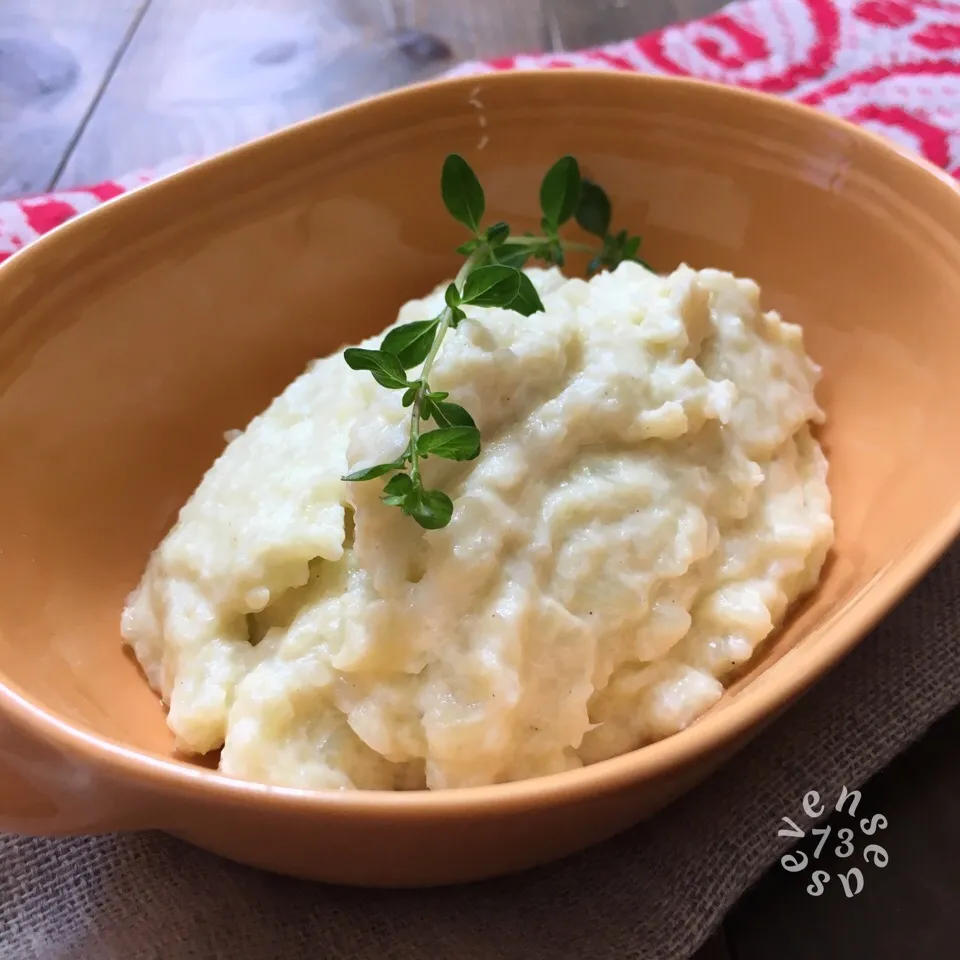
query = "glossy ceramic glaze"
(2, 71, 960, 888)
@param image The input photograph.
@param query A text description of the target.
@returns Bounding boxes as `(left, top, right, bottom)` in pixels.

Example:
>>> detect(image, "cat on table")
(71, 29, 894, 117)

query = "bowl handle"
(0, 712, 139, 836)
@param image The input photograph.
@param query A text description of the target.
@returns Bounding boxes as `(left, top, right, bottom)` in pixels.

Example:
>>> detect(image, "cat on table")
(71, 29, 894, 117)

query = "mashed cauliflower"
(122, 262, 833, 791)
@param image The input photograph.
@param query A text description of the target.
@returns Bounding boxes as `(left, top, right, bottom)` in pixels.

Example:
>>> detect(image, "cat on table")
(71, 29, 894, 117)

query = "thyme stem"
(408, 249, 482, 485)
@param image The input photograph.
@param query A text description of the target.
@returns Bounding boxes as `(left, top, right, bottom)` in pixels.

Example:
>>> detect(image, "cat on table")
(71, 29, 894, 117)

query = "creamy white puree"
(122, 262, 833, 790)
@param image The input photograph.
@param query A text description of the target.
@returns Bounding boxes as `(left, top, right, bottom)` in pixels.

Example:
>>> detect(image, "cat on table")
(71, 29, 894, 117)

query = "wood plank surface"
(547, 0, 683, 49)
(0, 0, 147, 198)
(55, 0, 544, 189)
(55, 0, 722, 190)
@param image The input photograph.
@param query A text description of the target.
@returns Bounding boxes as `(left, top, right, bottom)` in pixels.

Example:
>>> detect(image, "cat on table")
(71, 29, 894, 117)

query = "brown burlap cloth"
(1, 541, 957, 959)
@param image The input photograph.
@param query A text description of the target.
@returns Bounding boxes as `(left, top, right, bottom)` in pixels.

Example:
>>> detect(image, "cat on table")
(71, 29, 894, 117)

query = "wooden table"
(1, 2, 958, 958)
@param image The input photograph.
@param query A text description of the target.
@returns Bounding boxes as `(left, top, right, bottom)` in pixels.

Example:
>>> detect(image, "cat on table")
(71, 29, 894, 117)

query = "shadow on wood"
(0, 0, 147, 198)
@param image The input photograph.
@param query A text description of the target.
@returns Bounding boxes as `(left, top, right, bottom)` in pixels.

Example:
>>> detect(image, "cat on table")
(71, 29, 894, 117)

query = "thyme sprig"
(342, 153, 646, 529)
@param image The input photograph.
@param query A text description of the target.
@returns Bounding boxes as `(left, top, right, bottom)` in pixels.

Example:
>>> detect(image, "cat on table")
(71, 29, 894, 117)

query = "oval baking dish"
(1, 70, 959, 887)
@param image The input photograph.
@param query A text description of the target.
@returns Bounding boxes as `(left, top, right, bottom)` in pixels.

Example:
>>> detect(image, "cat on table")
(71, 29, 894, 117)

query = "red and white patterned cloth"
(2, 0, 960, 266)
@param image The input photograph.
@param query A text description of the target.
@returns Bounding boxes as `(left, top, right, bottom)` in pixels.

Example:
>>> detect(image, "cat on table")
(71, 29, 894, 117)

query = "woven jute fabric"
(3, 541, 957, 960)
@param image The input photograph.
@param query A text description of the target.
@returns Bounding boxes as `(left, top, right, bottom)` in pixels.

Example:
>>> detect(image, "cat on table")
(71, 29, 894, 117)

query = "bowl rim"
(2, 67, 960, 817)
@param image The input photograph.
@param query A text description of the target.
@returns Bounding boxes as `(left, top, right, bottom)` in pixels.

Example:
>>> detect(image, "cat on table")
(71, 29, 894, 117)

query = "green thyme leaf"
(343, 460, 403, 482)
(540, 155, 582, 228)
(441, 154, 484, 234)
(510, 272, 546, 317)
(401, 385, 419, 407)
(576, 179, 612, 238)
(343, 348, 408, 389)
(449, 305, 467, 328)
(445, 284, 461, 308)
(383, 473, 412, 495)
(381, 319, 439, 369)
(494, 243, 532, 269)
(461, 264, 521, 308)
(592, 230, 647, 272)
(381, 472, 414, 506)
(527, 229, 564, 267)
(539, 240, 564, 267)
(456, 238, 482, 256)
(428, 400, 476, 428)
(485, 221, 510, 246)
(406, 488, 453, 529)
(418, 426, 481, 461)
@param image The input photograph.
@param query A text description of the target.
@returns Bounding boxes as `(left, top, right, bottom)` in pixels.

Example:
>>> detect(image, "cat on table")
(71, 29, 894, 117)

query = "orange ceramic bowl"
(2, 71, 959, 888)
